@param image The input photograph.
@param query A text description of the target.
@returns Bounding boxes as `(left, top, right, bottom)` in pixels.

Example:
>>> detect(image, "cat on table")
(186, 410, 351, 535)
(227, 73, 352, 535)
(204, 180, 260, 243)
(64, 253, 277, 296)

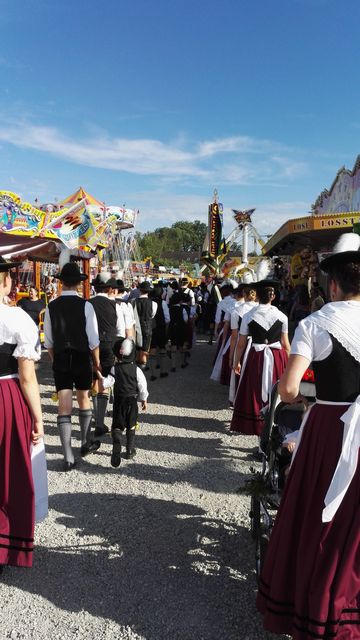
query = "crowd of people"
(1, 233, 360, 639)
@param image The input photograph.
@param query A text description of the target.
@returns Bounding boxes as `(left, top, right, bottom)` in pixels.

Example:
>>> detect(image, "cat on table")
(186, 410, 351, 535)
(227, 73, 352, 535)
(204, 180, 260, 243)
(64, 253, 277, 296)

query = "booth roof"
(262, 211, 360, 256)
(0, 232, 93, 263)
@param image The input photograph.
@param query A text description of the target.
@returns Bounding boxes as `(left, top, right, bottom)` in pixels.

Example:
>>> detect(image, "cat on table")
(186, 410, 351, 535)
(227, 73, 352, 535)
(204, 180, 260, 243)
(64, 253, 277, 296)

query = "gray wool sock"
(149, 354, 157, 375)
(159, 350, 167, 374)
(96, 393, 109, 431)
(92, 394, 98, 427)
(79, 409, 93, 447)
(57, 415, 74, 464)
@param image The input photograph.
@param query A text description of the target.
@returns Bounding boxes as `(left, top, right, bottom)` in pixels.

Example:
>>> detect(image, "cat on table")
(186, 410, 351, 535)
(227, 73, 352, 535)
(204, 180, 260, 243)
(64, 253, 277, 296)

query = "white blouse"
(240, 304, 288, 336)
(0, 303, 41, 361)
(230, 301, 258, 330)
(291, 301, 360, 363)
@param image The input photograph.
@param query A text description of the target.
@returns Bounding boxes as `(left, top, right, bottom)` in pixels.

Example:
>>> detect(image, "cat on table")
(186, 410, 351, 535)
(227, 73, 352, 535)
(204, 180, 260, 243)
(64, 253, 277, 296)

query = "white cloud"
(0, 119, 307, 186)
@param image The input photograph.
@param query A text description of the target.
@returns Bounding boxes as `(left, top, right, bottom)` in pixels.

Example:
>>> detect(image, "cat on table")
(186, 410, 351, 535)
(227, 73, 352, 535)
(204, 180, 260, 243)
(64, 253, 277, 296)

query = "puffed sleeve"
(291, 318, 332, 362)
(13, 308, 41, 361)
(280, 311, 288, 333)
(239, 310, 251, 336)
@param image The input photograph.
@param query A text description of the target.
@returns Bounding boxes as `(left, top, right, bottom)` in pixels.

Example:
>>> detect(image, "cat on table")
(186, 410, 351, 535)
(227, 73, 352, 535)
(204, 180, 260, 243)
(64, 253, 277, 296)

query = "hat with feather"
(320, 232, 360, 273)
(252, 259, 279, 289)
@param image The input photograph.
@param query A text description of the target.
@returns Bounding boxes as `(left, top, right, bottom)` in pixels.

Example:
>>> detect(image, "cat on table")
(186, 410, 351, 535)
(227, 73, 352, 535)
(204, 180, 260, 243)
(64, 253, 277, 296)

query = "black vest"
(313, 335, 360, 402)
(153, 299, 165, 329)
(134, 297, 153, 337)
(90, 296, 117, 344)
(114, 361, 138, 397)
(48, 296, 89, 354)
(0, 342, 17, 376)
(249, 319, 283, 344)
(170, 304, 186, 328)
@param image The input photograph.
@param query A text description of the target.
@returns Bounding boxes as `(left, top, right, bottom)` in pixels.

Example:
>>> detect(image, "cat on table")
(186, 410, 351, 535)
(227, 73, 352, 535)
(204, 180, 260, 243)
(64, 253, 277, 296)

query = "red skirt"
(230, 347, 288, 436)
(0, 378, 35, 567)
(257, 403, 360, 638)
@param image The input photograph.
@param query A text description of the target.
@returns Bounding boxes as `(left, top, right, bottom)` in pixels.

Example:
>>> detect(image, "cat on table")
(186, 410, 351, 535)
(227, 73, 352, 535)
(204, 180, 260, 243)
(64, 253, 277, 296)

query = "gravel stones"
(0, 338, 284, 639)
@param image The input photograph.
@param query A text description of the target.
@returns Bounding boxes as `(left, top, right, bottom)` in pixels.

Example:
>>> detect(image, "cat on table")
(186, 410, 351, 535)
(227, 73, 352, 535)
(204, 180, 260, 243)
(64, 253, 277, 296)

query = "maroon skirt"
(0, 378, 35, 567)
(257, 403, 360, 638)
(230, 347, 288, 436)
(220, 341, 231, 386)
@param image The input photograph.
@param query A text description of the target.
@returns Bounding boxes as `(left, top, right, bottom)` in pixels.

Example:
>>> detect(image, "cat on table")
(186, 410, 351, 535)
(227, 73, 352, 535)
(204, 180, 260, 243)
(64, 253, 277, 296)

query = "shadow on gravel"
(2, 492, 266, 640)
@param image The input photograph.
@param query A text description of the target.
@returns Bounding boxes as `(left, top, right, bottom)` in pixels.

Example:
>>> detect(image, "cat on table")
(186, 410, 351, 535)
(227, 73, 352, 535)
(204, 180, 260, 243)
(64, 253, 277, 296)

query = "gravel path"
(1, 338, 281, 640)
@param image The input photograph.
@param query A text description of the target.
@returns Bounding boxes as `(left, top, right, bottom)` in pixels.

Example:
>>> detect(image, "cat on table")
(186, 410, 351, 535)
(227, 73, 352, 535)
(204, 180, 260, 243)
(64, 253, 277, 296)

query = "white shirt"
(240, 304, 288, 336)
(230, 301, 258, 330)
(44, 291, 100, 350)
(161, 300, 170, 323)
(0, 304, 41, 361)
(291, 301, 360, 362)
(215, 295, 236, 324)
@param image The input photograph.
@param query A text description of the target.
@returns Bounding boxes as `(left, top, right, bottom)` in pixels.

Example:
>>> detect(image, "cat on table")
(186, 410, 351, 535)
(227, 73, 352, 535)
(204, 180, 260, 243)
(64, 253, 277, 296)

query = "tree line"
(135, 220, 207, 267)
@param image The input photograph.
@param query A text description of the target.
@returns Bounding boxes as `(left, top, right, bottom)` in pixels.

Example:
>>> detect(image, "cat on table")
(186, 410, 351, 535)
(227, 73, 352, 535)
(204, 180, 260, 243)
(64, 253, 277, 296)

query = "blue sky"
(1, 0, 360, 238)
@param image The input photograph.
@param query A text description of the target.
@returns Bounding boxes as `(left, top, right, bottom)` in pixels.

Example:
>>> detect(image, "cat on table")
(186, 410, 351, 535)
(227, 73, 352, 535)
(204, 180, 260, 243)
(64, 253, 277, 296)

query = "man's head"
(57, 262, 87, 289)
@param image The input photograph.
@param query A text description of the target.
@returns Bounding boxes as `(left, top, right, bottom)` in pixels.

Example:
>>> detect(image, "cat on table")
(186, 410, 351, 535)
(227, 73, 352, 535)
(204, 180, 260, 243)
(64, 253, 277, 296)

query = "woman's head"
(257, 286, 275, 305)
(328, 262, 360, 299)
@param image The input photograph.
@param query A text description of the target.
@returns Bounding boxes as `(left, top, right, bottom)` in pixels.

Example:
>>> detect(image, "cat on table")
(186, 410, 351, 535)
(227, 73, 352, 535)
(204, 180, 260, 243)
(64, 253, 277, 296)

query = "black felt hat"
(253, 279, 280, 289)
(319, 233, 360, 273)
(91, 272, 111, 288)
(57, 262, 87, 283)
(0, 256, 20, 271)
(139, 280, 151, 293)
(116, 279, 126, 292)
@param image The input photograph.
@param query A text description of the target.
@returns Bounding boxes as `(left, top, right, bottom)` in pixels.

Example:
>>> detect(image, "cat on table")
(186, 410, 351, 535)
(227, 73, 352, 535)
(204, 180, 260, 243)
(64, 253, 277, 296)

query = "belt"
(0, 373, 19, 380)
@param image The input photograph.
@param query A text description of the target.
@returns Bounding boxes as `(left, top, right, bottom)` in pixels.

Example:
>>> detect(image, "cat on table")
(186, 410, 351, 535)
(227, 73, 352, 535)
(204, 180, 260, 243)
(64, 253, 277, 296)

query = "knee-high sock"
(92, 394, 98, 426)
(57, 415, 74, 463)
(149, 354, 157, 375)
(96, 393, 108, 431)
(159, 350, 167, 374)
(79, 409, 93, 447)
(171, 351, 177, 370)
(126, 427, 136, 453)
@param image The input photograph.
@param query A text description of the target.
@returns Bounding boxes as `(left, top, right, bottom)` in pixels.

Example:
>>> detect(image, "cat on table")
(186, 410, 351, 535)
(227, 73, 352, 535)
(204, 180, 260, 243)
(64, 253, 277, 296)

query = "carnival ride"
(0, 187, 138, 296)
(201, 190, 267, 278)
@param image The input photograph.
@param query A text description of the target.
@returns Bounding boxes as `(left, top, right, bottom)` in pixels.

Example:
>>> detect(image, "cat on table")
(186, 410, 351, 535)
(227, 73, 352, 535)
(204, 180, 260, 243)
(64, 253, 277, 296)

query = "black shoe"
(150, 375, 157, 381)
(94, 426, 109, 437)
(171, 367, 176, 373)
(80, 440, 101, 457)
(125, 448, 136, 460)
(181, 362, 189, 369)
(111, 443, 121, 468)
(160, 372, 168, 378)
(63, 460, 77, 472)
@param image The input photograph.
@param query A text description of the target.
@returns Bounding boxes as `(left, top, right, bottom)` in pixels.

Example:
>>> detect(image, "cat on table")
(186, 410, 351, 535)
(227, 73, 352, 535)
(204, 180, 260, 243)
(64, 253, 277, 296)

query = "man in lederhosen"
(90, 274, 134, 436)
(132, 281, 157, 369)
(44, 263, 101, 471)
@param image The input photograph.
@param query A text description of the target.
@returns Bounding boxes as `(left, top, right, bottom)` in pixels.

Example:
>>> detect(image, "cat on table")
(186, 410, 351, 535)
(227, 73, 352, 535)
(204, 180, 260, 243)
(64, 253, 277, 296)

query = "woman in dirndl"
(231, 279, 290, 435)
(228, 286, 257, 404)
(0, 257, 43, 569)
(257, 233, 360, 639)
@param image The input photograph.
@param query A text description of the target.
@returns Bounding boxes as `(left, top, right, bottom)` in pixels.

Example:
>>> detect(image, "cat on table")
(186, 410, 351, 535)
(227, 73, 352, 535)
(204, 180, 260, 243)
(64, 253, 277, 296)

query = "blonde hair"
(246, 288, 257, 301)
(0, 271, 7, 287)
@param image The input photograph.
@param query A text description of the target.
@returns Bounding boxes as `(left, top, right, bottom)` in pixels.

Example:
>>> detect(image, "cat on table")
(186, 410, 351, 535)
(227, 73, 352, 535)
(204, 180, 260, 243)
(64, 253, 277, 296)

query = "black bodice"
(313, 335, 360, 402)
(0, 342, 18, 376)
(248, 319, 283, 344)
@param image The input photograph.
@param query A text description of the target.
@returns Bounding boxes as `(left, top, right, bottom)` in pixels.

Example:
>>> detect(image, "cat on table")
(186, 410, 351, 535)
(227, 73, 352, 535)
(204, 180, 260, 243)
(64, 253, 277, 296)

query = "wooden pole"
(83, 259, 90, 299)
(35, 260, 41, 293)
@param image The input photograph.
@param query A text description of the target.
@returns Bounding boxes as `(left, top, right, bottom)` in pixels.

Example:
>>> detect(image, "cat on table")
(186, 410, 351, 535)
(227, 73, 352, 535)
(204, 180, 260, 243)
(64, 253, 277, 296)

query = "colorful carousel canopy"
(59, 187, 104, 208)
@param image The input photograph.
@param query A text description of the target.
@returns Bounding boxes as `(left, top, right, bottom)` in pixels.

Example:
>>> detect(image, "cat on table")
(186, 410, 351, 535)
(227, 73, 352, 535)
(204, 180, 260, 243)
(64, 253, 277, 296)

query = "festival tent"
(59, 187, 104, 208)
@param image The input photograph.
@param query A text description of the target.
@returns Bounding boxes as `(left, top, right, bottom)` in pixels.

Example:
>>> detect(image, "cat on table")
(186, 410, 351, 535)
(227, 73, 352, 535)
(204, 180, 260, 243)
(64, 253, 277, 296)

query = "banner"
(0, 191, 43, 235)
(44, 201, 99, 250)
(208, 202, 223, 258)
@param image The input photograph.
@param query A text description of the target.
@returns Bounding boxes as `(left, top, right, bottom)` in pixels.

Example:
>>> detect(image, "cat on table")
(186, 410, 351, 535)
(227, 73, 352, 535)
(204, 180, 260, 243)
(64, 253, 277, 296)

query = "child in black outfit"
(101, 338, 148, 467)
